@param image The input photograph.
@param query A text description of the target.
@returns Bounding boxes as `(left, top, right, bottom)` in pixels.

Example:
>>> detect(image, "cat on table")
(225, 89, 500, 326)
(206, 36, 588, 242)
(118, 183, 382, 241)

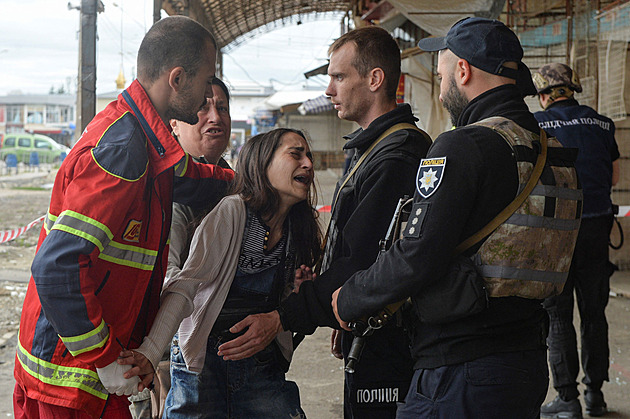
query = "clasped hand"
(96, 360, 142, 396)
(114, 350, 155, 393)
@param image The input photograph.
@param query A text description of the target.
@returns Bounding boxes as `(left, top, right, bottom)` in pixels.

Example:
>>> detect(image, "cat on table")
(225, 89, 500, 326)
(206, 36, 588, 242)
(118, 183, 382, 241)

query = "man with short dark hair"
(534, 63, 620, 419)
(13, 16, 233, 418)
(129, 76, 233, 419)
(332, 18, 582, 418)
(217, 26, 431, 418)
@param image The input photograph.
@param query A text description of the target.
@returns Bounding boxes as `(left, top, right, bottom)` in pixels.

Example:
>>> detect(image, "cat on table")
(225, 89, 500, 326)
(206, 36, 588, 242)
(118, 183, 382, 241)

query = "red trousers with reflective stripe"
(14, 383, 132, 419)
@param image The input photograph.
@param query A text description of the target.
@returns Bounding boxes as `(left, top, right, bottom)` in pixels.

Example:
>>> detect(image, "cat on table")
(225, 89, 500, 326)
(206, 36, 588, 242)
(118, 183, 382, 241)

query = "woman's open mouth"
(294, 175, 311, 185)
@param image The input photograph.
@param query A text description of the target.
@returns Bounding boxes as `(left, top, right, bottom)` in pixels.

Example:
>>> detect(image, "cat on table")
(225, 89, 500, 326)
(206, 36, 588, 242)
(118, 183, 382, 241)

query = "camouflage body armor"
(472, 116, 582, 299)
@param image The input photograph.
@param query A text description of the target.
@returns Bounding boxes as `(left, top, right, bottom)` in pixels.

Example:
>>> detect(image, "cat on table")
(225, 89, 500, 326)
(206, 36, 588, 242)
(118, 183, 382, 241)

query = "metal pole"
(595, 0, 601, 111)
(216, 50, 223, 78)
(77, 0, 97, 135)
(153, 0, 161, 24)
(566, 0, 573, 63)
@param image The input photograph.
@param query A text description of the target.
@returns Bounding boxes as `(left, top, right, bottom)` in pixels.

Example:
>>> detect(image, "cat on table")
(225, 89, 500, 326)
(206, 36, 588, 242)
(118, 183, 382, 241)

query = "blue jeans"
(396, 349, 549, 419)
(163, 335, 304, 419)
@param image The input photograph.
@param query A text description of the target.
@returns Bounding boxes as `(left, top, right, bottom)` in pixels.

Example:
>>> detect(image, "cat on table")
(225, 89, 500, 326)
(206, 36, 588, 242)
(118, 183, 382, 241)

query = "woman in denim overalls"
(120, 128, 321, 418)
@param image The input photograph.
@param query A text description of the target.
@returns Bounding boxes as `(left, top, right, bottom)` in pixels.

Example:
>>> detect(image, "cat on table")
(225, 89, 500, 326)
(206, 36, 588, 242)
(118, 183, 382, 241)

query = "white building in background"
(0, 82, 339, 156)
(0, 94, 76, 146)
(257, 88, 357, 169)
(96, 80, 275, 148)
(228, 82, 275, 144)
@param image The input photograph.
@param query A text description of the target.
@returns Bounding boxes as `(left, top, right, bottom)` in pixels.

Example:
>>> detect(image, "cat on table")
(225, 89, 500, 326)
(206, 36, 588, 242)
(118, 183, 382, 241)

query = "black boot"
(541, 396, 583, 419)
(584, 389, 607, 417)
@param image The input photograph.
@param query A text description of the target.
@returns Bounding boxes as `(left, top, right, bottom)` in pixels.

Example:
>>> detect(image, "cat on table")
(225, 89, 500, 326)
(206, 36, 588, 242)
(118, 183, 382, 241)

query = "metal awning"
(162, 0, 509, 52)
(163, 0, 352, 51)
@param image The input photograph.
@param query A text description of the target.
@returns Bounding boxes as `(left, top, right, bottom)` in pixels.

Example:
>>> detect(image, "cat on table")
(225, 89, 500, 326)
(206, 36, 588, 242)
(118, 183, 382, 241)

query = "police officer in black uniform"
(332, 18, 581, 418)
(534, 63, 620, 419)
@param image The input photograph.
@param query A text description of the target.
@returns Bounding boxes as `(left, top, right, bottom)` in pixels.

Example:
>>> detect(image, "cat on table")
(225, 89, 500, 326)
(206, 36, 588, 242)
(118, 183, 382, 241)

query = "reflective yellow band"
(173, 155, 188, 177)
(44, 212, 57, 234)
(16, 332, 108, 400)
(98, 240, 158, 271)
(50, 210, 113, 251)
(59, 319, 109, 356)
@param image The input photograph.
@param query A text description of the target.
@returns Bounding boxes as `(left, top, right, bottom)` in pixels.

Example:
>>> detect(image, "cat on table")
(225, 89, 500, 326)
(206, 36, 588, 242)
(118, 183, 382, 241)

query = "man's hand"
(294, 264, 316, 293)
(96, 360, 141, 396)
(217, 311, 283, 361)
(330, 329, 343, 359)
(331, 287, 351, 331)
(116, 350, 155, 392)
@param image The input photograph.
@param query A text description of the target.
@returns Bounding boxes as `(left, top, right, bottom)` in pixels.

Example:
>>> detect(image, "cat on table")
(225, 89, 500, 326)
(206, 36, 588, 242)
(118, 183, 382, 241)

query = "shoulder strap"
(315, 123, 422, 274)
(330, 123, 421, 214)
(454, 129, 548, 255)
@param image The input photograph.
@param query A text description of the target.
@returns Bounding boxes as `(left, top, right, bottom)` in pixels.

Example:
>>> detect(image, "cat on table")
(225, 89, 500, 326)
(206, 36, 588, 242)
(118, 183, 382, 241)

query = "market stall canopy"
(304, 63, 329, 79)
(298, 94, 333, 115)
(263, 90, 326, 110)
(380, 0, 505, 36)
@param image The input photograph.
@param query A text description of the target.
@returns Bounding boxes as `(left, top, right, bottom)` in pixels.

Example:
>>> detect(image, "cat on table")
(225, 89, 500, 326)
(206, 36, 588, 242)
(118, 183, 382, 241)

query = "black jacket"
(338, 85, 549, 369)
(535, 98, 619, 217)
(280, 104, 431, 334)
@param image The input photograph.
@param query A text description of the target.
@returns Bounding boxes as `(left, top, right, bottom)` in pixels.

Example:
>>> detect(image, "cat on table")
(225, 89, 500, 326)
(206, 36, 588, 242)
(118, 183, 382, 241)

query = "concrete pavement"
(0, 166, 54, 188)
(611, 269, 630, 298)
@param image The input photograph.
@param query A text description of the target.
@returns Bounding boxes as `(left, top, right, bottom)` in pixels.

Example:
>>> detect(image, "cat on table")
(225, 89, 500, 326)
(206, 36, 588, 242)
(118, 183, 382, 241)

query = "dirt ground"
(0, 172, 54, 352)
(0, 169, 629, 418)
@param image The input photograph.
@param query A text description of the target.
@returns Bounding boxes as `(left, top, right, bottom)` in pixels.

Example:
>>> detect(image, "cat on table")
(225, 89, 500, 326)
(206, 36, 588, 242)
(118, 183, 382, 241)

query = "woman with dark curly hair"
(121, 128, 321, 418)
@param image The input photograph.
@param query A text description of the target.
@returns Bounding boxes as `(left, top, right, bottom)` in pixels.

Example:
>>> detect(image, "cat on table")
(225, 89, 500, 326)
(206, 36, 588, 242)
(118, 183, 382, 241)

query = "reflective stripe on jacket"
(14, 80, 233, 417)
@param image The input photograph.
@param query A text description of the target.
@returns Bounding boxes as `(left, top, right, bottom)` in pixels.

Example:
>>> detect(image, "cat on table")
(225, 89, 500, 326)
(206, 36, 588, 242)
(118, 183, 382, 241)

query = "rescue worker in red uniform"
(13, 16, 233, 419)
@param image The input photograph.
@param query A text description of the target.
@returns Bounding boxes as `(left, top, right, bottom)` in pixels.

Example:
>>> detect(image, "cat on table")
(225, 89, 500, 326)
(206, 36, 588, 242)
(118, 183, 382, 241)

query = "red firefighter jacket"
(14, 80, 233, 417)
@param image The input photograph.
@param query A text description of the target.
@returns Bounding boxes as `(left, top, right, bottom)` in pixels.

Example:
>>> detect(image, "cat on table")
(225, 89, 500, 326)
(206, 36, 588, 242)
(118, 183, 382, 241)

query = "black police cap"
(418, 17, 537, 96)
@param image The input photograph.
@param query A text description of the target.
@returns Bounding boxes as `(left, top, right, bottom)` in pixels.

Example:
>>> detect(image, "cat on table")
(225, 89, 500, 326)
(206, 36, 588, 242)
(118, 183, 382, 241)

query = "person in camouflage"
(534, 63, 620, 419)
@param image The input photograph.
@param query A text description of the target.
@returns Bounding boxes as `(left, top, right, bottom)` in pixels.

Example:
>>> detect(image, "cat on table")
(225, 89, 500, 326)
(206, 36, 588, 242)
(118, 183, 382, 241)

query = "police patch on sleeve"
(403, 202, 429, 238)
(416, 157, 446, 198)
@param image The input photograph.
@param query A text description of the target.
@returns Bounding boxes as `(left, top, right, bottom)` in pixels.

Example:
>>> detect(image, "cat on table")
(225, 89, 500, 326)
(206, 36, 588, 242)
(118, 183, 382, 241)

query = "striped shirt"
(238, 207, 286, 274)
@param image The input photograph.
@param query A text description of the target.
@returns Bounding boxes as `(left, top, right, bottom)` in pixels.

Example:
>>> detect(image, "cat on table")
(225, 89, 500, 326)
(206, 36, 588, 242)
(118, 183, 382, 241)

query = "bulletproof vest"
(472, 116, 582, 299)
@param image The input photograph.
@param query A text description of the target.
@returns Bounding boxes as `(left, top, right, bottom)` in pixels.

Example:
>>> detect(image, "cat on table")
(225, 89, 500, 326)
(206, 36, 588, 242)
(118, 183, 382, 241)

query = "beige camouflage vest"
(472, 116, 582, 299)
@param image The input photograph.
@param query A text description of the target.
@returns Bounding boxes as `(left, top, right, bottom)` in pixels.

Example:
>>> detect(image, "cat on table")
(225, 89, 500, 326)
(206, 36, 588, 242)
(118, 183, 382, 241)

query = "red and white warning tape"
(0, 205, 627, 245)
(618, 206, 630, 218)
(0, 215, 45, 244)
